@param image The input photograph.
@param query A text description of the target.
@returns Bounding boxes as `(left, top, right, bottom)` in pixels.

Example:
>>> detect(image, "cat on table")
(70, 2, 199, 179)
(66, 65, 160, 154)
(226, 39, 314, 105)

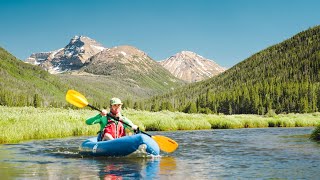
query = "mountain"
(1, 44, 184, 108)
(139, 25, 320, 114)
(21, 36, 186, 107)
(159, 51, 226, 83)
(26, 35, 105, 74)
(81, 45, 185, 96)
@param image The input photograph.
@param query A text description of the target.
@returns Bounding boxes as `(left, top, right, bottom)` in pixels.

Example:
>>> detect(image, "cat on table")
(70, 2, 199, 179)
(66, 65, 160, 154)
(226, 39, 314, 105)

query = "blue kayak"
(79, 134, 160, 157)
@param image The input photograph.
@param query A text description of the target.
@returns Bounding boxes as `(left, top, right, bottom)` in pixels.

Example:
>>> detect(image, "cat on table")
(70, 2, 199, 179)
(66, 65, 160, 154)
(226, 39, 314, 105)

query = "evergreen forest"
(135, 25, 320, 115)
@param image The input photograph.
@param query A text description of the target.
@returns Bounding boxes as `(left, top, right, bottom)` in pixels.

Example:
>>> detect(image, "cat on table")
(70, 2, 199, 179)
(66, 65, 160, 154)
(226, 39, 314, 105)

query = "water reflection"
(96, 158, 159, 179)
(83, 156, 178, 179)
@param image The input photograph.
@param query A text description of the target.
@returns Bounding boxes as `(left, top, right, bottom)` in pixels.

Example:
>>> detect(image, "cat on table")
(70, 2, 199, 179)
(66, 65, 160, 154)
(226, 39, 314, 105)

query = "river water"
(0, 127, 319, 179)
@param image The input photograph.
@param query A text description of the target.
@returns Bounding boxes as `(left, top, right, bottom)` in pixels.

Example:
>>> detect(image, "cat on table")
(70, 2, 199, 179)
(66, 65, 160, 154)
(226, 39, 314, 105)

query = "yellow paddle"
(66, 89, 178, 153)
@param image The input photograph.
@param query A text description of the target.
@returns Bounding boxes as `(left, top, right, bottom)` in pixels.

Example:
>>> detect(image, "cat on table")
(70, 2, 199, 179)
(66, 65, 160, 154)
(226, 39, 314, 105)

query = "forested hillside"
(0, 47, 67, 107)
(138, 25, 320, 114)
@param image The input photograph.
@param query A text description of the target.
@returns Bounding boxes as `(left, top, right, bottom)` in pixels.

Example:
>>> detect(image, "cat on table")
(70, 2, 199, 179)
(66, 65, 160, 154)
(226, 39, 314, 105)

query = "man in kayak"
(86, 97, 138, 141)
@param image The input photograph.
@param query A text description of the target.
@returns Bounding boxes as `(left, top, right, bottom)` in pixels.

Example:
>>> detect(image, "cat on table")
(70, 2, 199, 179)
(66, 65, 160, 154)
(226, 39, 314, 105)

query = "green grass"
(1, 106, 320, 144)
(0, 106, 97, 143)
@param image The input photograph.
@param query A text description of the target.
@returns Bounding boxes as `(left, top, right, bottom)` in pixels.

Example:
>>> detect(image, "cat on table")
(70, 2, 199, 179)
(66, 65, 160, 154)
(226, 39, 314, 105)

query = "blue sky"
(1, 0, 320, 68)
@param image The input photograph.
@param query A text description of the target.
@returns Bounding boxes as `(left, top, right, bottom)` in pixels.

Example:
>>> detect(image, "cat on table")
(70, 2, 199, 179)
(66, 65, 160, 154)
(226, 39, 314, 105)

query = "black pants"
(97, 131, 102, 141)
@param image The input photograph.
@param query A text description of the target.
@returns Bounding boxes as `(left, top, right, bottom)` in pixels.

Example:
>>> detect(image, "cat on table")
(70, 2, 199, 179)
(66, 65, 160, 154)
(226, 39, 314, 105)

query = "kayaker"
(86, 97, 138, 141)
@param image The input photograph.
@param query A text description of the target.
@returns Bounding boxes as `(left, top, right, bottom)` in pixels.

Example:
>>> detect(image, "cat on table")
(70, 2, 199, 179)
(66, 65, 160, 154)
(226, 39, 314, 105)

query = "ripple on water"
(0, 128, 320, 179)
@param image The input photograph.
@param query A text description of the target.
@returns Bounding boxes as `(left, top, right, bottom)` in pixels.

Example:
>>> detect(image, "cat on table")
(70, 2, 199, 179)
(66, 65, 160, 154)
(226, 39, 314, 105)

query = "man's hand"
(132, 124, 140, 134)
(100, 109, 107, 116)
(131, 124, 138, 130)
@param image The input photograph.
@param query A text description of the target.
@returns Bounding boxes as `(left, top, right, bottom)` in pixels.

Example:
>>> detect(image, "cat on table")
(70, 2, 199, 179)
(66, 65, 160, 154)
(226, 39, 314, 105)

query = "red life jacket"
(102, 114, 126, 139)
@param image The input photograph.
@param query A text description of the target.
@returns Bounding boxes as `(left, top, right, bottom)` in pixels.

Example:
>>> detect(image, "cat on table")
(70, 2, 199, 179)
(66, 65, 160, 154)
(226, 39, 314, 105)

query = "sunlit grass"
(1, 106, 320, 144)
(0, 106, 97, 144)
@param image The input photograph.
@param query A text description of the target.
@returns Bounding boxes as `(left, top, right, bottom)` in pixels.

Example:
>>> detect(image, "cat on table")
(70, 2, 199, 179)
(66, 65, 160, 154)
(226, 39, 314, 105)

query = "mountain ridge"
(82, 45, 184, 92)
(26, 36, 226, 83)
(159, 51, 226, 82)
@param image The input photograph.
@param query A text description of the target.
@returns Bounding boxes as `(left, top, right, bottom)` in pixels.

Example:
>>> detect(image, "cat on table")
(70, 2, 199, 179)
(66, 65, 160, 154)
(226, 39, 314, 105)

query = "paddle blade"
(66, 90, 89, 108)
(152, 135, 178, 153)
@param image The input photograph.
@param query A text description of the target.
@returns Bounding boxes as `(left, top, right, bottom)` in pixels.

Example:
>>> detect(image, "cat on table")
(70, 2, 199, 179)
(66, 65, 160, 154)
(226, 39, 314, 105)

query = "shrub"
(310, 125, 320, 141)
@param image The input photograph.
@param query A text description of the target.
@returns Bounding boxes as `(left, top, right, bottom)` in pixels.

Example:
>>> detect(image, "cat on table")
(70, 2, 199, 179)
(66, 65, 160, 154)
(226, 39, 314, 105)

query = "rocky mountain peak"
(159, 51, 226, 83)
(26, 35, 106, 74)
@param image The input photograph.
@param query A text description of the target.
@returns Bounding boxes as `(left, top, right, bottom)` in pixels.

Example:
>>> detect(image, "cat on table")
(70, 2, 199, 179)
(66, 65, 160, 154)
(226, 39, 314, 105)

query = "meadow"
(0, 106, 320, 144)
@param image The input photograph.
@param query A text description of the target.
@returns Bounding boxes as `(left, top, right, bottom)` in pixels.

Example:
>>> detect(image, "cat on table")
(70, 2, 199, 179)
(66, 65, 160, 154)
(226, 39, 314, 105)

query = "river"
(0, 127, 319, 179)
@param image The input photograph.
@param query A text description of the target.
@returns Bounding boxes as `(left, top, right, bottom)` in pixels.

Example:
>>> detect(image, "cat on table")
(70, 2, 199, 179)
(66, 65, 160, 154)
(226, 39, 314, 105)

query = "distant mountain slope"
(159, 51, 226, 82)
(82, 45, 185, 92)
(26, 35, 105, 73)
(140, 25, 320, 114)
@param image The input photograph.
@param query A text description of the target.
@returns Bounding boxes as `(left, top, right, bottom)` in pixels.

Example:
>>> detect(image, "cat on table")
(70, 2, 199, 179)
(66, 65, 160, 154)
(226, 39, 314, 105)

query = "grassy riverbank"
(1, 106, 320, 144)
